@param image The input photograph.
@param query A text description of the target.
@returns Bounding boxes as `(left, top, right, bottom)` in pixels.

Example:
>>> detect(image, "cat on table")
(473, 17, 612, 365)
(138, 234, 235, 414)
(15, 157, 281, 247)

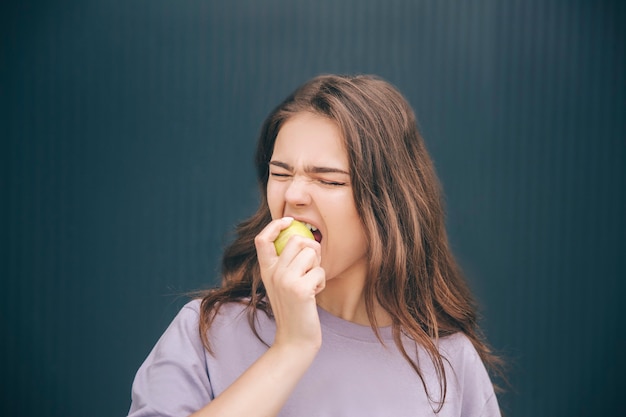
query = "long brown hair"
(199, 74, 503, 410)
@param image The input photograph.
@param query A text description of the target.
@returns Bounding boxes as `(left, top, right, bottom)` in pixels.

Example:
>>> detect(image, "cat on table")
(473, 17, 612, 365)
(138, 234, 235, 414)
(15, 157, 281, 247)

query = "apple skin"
(273, 220, 315, 255)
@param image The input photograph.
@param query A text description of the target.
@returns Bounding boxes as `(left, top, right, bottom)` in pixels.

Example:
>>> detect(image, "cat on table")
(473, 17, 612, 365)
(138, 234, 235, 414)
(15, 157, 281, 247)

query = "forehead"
(272, 112, 348, 167)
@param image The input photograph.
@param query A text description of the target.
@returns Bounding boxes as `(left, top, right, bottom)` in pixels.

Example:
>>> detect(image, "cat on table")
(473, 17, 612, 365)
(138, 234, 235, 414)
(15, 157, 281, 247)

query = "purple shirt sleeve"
(127, 303, 212, 417)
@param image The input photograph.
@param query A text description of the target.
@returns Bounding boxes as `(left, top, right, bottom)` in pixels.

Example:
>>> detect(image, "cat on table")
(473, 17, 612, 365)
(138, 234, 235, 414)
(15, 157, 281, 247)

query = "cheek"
(266, 182, 284, 218)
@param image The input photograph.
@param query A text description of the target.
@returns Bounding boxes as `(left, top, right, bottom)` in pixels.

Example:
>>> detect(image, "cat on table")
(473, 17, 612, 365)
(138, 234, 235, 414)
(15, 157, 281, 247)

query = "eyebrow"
(269, 160, 350, 176)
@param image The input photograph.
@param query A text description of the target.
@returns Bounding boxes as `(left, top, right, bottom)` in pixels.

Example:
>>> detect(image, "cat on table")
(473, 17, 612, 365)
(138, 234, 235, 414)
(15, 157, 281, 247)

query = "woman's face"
(267, 112, 368, 284)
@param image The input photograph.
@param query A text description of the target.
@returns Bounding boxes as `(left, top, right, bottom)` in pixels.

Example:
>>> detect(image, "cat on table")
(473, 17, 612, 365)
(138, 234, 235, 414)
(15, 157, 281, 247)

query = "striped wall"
(2, 1, 624, 416)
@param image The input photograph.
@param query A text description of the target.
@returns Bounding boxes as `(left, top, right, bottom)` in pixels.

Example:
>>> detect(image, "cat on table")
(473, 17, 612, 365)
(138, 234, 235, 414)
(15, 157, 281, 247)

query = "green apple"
(274, 220, 315, 255)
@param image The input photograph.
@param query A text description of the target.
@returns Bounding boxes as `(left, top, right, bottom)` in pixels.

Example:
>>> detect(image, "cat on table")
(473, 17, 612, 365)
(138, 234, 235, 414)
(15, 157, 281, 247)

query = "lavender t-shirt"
(128, 300, 500, 416)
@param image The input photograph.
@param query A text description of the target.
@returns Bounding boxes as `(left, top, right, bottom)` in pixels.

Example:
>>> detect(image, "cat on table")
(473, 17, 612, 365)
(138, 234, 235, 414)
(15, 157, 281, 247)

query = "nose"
(284, 176, 311, 207)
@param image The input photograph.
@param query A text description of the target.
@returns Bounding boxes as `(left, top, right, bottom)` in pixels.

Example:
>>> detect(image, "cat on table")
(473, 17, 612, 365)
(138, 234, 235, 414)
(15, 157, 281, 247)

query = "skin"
(190, 112, 385, 417)
(267, 111, 373, 324)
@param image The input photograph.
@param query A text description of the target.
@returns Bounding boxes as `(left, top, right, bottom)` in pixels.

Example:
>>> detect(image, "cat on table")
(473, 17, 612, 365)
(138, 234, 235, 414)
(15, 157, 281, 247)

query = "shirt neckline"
(316, 305, 395, 343)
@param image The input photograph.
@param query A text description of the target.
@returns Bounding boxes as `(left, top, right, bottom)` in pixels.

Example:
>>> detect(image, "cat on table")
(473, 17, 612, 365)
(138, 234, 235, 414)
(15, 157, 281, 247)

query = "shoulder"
(177, 298, 202, 322)
(179, 298, 257, 327)
(438, 332, 481, 362)
(128, 300, 213, 415)
(158, 299, 202, 343)
(144, 299, 254, 359)
(202, 299, 275, 348)
(437, 333, 501, 416)
(142, 300, 205, 360)
(437, 332, 489, 379)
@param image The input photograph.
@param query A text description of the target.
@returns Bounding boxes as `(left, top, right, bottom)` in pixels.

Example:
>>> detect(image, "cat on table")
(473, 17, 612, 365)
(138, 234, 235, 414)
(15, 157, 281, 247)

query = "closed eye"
(319, 179, 346, 187)
(270, 172, 291, 178)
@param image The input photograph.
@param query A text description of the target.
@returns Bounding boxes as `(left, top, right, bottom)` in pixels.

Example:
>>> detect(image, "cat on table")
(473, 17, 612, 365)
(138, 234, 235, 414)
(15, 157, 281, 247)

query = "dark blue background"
(2, 1, 624, 416)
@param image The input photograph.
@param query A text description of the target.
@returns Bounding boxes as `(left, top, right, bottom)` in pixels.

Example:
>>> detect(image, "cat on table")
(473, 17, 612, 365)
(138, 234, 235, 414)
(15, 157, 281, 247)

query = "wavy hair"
(198, 74, 503, 410)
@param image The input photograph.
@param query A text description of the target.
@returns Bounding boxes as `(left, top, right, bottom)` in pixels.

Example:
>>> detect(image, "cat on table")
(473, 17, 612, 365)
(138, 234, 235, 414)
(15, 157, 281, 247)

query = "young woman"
(128, 74, 504, 416)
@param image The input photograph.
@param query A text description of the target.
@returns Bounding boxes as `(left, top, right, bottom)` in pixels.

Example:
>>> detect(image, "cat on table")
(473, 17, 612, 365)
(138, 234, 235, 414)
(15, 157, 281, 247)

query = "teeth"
(304, 222, 317, 232)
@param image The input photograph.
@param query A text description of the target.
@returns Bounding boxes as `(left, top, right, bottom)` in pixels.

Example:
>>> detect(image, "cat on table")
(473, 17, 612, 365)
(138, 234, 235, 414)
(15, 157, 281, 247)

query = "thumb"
(254, 217, 294, 267)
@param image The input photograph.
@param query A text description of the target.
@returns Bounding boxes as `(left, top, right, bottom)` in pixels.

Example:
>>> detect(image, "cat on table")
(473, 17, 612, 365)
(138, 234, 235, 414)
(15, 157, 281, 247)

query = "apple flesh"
(274, 220, 315, 255)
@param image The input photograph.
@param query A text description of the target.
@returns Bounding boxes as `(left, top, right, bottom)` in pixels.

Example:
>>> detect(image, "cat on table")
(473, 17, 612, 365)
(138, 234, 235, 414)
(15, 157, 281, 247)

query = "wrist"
(269, 339, 320, 368)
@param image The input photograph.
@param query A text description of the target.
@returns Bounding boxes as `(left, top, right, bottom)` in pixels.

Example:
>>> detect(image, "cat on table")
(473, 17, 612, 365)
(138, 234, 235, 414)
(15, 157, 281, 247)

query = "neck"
(315, 263, 391, 327)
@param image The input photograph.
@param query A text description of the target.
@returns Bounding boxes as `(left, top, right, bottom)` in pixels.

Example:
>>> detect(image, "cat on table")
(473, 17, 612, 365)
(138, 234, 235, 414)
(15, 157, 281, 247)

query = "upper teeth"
(304, 222, 318, 232)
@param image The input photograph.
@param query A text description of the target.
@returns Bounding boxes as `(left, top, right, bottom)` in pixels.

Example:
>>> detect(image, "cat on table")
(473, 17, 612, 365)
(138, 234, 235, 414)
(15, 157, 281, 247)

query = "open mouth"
(303, 222, 323, 243)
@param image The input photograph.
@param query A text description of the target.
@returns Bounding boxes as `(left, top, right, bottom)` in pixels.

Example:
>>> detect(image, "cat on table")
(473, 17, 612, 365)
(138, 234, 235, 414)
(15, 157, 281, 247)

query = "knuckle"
(254, 234, 265, 248)
(302, 246, 315, 256)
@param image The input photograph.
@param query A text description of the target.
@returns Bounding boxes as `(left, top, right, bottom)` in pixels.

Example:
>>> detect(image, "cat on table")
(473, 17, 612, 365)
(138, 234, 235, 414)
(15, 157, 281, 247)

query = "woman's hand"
(190, 217, 326, 417)
(254, 216, 326, 351)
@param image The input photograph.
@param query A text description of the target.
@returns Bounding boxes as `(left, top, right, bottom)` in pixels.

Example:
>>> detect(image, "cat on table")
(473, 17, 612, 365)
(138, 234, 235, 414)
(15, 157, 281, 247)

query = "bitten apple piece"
(274, 220, 315, 255)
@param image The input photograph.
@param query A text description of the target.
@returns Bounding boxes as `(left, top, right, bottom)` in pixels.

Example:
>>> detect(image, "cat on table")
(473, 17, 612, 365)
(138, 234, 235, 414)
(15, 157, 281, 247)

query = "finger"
(271, 262, 325, 305)
(276, 235, 321, 267)
(281, 246, 319, 277)
(305, 266, 326, 295)
(255, 217, 294, 266)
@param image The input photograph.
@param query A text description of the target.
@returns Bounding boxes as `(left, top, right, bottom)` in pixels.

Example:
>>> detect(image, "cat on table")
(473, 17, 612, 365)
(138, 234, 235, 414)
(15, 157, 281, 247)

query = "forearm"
(189, 217, 324, 416)
(189, 342, 318, 417)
